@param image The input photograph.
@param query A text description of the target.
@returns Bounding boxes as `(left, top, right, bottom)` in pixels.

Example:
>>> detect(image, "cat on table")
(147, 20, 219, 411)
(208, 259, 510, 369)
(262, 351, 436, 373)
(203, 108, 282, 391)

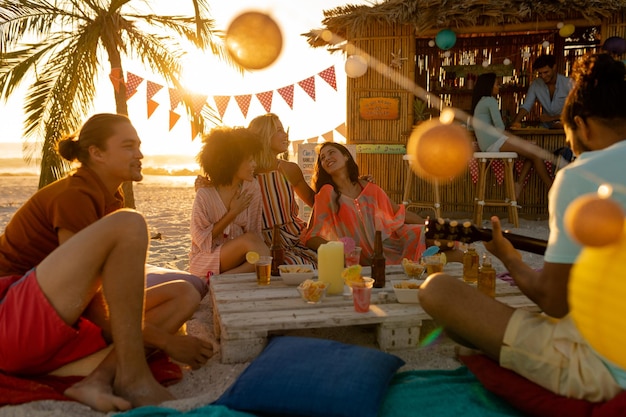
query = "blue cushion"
(214, 336, 405, 417)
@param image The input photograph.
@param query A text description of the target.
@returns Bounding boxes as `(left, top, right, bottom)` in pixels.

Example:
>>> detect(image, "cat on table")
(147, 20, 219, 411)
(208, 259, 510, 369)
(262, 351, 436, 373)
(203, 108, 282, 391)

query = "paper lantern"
(428, 40, 436, 47)
(559, 24, 575, 37)
(226, 12, 283, 70)
(603, 36, 626, 55)
(564, 193, 624, 247)
(570, 222, 626, 369)
(503, 58, 511, 65)
(345, 55, 368, 78)
(406, 119, 473, 182)
(435, 29, 456, 50)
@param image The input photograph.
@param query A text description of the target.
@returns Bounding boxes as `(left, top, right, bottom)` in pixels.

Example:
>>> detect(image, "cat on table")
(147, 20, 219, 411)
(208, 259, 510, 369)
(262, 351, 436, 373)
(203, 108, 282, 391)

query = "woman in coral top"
(301, 142, 426, 265)
(190, 127, 269, 277)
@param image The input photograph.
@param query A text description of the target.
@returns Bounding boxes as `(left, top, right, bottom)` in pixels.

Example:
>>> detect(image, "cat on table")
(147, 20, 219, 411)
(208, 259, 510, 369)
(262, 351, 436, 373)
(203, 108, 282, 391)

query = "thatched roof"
(305, 0, 626, 46)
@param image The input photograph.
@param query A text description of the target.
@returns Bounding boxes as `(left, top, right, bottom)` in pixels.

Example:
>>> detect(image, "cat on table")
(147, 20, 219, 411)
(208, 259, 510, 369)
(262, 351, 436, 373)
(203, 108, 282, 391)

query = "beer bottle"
(462, 243, 479, 284)
(371, 230, 386, 288)
(478, 254, 496, 298)
(270, 224, 285, 276)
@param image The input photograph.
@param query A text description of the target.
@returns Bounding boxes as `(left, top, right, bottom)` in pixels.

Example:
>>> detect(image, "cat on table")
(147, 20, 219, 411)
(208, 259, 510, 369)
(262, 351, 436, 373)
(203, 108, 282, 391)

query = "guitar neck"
(425, 220, 548, 255)
(476, 228, 547, 255)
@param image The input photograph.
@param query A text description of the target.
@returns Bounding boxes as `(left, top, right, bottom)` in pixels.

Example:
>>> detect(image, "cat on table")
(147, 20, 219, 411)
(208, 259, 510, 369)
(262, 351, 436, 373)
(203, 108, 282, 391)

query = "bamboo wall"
(346, 23, 415, 203)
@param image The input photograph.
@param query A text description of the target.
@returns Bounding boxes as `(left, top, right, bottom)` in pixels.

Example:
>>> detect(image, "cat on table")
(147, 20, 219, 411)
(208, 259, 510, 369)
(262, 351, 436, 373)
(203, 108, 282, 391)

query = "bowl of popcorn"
(392, 279, 422, 304)
(401, 258, 425, 279)
(279, 264, 315, 286)
(297, 279, 329, 304)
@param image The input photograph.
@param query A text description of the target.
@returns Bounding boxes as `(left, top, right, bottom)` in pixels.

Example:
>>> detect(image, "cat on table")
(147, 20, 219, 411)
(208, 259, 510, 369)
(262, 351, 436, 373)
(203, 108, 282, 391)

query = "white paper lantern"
(345, 55, 368, 78)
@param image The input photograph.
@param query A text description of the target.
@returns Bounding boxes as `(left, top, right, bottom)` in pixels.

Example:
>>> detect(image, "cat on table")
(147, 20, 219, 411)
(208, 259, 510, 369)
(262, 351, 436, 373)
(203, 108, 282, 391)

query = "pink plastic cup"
(351, 277, 374, 313)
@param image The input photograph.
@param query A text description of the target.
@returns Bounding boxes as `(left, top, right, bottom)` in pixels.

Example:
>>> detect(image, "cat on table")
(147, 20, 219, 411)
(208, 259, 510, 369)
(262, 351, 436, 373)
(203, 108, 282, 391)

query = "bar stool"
(402, 154, 441, 218)
(473, 152, 519, 228)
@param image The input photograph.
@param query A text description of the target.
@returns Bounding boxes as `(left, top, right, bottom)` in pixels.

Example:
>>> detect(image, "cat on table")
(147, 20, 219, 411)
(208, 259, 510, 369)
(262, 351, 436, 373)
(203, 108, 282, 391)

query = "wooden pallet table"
(209, 264, 537, 363)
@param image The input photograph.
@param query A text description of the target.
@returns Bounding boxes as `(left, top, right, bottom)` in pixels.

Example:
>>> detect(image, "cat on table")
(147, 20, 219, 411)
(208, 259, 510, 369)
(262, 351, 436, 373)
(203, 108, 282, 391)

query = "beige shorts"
(500, 309, 622, 402)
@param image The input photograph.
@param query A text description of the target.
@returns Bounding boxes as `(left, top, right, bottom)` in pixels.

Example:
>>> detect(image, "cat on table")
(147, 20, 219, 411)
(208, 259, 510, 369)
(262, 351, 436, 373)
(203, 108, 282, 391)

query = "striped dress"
(256, 170, 318, 267)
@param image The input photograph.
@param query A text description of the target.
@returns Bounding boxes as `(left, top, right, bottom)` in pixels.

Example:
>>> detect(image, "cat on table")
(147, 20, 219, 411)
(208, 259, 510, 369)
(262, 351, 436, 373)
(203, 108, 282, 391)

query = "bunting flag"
(214, 96, 231, 118)
(168, 88, 182, 111)
(277, 85, 294, 109)
(318, 67, 337, 90)
(109, 68, 123, 93)
(169, 110, 181, 131)
(335, 123, 347, 138)
(125, 72, 144, 100)
(146, 81, 163, 100)
(191, 122, 200, 140)
(256, 91, 273, 113)
(322, 130, 334, 142)
(234, 94, 252, 118)
(298, 76, 316, 101)
(191, 93, 208, 114)
(147, 99, 159, 118)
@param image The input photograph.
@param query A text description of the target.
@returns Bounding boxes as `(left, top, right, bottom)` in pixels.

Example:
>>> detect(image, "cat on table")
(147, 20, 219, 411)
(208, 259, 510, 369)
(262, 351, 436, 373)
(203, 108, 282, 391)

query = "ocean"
(0, 142, 200, 176)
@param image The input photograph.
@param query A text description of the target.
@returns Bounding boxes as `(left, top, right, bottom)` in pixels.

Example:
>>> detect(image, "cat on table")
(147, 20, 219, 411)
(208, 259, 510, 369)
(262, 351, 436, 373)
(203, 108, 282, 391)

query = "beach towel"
(118, 367, 525, 417)
(0, 351, 182, 406)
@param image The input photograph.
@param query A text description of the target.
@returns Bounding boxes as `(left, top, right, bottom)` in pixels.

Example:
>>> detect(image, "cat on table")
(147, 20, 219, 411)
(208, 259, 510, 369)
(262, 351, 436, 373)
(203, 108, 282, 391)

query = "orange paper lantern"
(226, 12, 283, 70)
(564, 193, 624, 247)
(406, 119, 473, 182)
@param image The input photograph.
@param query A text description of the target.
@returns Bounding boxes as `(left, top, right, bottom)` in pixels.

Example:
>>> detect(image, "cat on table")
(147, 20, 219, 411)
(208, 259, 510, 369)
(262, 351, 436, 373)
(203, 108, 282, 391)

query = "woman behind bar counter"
(471, 72, 554, 199)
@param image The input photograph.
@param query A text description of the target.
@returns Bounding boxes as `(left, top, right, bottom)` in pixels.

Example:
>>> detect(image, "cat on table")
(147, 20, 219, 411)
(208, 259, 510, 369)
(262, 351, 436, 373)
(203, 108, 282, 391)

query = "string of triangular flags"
(109, 66, 338, 132)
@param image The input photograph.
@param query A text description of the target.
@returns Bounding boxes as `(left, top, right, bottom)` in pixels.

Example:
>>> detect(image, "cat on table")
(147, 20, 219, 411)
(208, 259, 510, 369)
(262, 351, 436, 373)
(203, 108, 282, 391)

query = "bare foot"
(64, 377, 132, 412)
(163, 334, 215, 369)
(115, 373, 175, 408)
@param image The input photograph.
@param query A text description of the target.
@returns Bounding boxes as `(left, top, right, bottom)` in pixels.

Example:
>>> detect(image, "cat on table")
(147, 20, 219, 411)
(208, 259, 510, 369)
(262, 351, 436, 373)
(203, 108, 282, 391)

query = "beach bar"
(307, 1, 626, 219)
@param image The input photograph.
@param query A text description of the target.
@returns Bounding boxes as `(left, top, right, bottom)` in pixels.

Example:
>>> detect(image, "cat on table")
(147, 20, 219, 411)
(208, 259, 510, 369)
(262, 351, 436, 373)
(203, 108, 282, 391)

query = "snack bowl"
(297, 279, 329, 304)
(401, 258, 425, 279)
(279, 264, 315, 286)
(392, 279, 423, 304)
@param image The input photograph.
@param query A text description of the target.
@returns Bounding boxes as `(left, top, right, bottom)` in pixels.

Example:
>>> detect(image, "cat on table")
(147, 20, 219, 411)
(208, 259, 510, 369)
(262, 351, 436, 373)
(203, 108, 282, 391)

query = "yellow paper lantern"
(406, 119, 473, 182)
(569, 222, 626, 369)
(226, 12, 283, 70)
(559, 24, 576, 37)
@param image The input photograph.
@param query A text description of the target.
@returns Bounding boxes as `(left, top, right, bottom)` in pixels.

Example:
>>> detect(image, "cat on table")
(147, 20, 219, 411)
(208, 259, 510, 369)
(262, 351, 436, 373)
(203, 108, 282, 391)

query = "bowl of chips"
(392, 279, 422, 304)
(279, 264, 315, 285)
(401, 258, 425, 279)
(297, 279, 329, 304)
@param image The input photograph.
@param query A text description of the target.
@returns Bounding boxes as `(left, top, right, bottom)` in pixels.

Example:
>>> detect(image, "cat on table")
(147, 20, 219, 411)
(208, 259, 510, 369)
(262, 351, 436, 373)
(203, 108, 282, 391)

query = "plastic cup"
(345, 246, 362, 266)
(351, 277, 374, 313)
(425, 255, 444, 276)
(255, 256, 273, 286)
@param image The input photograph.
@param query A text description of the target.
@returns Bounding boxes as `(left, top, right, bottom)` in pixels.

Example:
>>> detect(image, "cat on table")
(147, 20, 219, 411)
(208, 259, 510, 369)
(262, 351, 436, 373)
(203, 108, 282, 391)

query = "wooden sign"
(359, 97, 400, 120)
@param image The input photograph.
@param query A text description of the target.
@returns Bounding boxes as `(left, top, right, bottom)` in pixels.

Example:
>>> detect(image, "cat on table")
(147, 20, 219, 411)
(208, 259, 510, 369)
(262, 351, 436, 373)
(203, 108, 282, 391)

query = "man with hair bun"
(419, 53, 626, 402)
(0, 113, 213, 411)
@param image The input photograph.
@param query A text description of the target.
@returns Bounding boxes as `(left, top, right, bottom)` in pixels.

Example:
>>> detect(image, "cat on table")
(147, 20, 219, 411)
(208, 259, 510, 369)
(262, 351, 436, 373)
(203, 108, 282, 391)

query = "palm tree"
(0, 0, 234, 207)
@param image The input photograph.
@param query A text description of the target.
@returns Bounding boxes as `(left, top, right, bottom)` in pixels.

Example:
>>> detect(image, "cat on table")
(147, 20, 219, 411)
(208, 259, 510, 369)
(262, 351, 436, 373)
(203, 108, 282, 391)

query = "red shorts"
(0, 270, 107, 375)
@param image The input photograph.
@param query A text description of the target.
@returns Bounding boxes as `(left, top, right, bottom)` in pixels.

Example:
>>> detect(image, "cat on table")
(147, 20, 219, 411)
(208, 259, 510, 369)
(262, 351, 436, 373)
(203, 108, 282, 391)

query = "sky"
(0, 0, 369, 158)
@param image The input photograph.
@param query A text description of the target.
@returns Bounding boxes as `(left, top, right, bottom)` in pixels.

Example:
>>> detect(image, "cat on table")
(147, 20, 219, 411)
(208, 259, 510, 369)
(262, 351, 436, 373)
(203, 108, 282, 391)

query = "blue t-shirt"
(545, 140, 626, 387)
(472, 96, 507, 151)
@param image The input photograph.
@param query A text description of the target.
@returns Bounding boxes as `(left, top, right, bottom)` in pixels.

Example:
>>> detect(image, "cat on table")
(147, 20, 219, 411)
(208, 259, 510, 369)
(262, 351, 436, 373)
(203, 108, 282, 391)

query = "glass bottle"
(371, 230, 386, 288)
(478, 254, 496, 298)
(462, 243, 479, 284)
(270, 224, 284, 276)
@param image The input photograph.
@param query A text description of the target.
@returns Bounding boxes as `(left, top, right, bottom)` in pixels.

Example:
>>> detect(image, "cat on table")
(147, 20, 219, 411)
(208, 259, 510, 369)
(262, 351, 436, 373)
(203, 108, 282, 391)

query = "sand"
(0, 175, 548, 416)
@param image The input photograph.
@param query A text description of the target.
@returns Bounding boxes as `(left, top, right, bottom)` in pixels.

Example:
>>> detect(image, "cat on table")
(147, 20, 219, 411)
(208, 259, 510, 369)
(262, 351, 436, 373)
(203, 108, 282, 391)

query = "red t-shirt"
(0, 166, 123, 280)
